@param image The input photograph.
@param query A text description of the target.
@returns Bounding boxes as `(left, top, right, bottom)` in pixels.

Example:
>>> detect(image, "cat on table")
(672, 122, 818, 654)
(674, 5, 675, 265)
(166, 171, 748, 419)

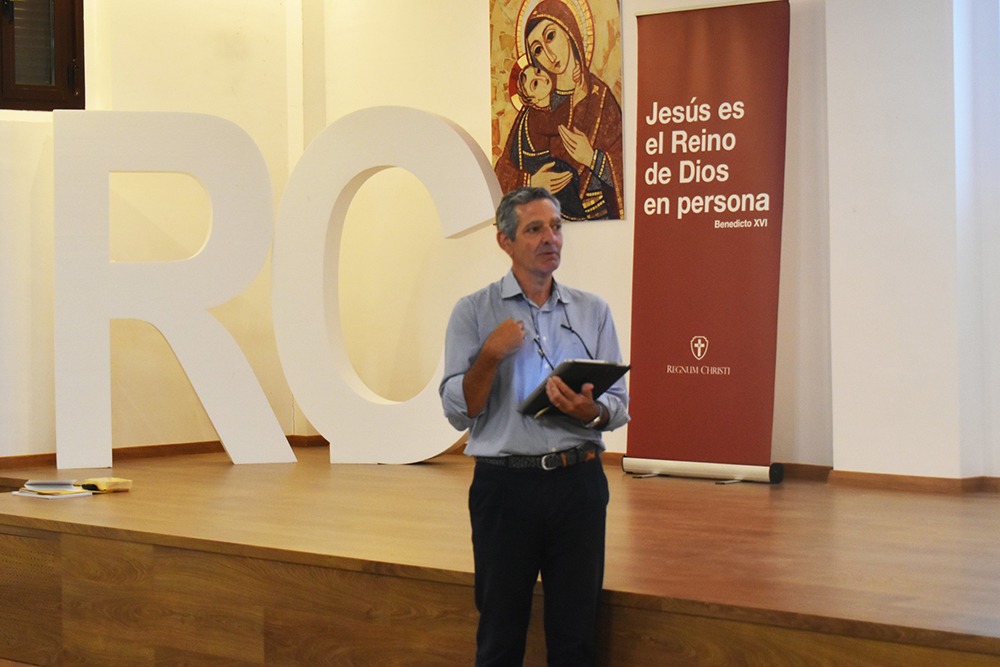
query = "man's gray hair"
(495, 187, 561, 240)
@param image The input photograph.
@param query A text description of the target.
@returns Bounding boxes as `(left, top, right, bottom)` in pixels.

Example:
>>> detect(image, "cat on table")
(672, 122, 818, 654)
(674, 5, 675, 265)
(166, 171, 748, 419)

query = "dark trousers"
(469, 456, 609, 667)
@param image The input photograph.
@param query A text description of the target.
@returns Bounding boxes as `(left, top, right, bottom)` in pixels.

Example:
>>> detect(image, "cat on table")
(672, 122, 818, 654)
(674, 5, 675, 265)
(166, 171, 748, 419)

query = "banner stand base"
(622, 457, 784, 485)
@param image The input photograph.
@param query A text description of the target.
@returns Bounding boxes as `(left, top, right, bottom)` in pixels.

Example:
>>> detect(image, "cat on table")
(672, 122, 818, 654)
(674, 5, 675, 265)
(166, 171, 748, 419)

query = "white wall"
(0, 119, 55, 456)
(828, 0, 961, 476)
(772, 0, 834, 465)
(827, 0, 1000, 477)
(955, 0, 1000, 477)
(0, 0, 994, 476)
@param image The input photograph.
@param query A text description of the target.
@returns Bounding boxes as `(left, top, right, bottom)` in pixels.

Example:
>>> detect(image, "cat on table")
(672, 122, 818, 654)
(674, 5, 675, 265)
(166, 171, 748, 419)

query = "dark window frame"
(0, 0, 85, 111)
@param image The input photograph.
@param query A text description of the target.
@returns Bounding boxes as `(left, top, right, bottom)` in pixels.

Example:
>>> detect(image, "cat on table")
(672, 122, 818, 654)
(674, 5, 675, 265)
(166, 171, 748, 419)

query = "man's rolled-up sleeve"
(440, 373, 473, 431)
(593, 301, 630, 432)
(439, 297, 478, 431)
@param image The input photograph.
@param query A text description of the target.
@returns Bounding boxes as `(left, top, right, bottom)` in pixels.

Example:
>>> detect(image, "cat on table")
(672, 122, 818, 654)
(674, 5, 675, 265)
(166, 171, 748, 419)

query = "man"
(440, 186, 630, 666)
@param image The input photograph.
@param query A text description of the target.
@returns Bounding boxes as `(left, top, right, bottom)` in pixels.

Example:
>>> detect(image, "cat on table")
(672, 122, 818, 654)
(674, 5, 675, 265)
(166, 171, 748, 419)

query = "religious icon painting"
(490, 0, 625, 221)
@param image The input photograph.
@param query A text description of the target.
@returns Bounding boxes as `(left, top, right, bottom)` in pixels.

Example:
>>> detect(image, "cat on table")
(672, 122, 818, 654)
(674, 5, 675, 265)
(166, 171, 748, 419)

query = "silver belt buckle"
(540, 452, 561, 471)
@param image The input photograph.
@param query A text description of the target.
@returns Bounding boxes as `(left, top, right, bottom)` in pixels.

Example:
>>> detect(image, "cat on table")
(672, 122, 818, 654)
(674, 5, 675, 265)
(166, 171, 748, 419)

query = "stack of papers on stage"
(12, 477, 132, 498)
(14, 480, 93, 499)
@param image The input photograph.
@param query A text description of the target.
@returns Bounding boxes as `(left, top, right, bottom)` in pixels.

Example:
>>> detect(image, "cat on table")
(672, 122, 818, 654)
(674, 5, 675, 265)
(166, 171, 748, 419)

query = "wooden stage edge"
(1, 441, 999, 665)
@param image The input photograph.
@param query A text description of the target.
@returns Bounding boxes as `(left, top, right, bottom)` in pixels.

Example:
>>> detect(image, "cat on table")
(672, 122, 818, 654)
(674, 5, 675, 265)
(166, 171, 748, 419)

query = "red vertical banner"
(624, 1, 790, 482)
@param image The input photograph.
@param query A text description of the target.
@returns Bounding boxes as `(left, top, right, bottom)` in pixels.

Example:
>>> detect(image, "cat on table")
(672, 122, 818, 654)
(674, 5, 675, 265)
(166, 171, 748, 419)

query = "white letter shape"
(54, 111, 294, 468)
(273, 107, 500, 463)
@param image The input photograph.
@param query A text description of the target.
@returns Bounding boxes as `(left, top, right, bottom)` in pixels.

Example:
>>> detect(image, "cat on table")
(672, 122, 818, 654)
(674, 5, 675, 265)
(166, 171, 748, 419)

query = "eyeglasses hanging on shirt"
(530, 303, 594, 371)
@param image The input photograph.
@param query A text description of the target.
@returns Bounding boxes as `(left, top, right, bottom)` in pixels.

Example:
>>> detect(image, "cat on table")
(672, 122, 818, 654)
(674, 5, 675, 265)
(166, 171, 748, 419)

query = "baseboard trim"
(601, 451, 623, 468)
(0, 452, 56, 471)
(0, 436, 331, 471)
(828, 469, 999, 494)
(775, 462, 831, 482)
(285, 434, 330, 448)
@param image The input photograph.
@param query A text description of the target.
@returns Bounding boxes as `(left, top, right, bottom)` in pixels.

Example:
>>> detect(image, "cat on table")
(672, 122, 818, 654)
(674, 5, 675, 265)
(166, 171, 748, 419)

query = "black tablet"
(517, 359, 630, 418)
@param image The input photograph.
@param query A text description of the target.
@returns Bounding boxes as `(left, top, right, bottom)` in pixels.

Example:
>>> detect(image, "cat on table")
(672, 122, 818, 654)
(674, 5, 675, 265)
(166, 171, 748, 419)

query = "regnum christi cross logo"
(690, 336, 709, 361)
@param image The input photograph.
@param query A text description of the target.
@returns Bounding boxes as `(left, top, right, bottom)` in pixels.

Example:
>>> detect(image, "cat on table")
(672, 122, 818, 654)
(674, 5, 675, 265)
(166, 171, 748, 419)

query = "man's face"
(499, 198, 563, 279)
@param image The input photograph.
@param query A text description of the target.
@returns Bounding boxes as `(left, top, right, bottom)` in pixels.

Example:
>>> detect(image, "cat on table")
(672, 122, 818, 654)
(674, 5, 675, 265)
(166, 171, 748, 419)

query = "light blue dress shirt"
(440, 271, 630, 458)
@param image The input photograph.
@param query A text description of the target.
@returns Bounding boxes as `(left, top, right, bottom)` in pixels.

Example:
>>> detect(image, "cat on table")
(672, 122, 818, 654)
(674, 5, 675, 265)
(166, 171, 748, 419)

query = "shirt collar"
(500, 269, 571, 308)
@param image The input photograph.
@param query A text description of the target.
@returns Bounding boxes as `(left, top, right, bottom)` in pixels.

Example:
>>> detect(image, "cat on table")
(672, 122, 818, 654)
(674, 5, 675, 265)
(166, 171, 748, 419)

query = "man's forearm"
(462, 348, 504, 418)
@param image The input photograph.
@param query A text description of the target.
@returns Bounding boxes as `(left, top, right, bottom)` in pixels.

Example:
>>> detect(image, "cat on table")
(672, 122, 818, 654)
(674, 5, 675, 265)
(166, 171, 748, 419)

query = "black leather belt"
(476, 445, 598, 471)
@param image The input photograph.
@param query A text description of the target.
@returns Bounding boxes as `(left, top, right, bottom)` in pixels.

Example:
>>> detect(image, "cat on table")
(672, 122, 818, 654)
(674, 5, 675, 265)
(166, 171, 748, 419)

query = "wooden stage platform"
(1, 445, 999, 665)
